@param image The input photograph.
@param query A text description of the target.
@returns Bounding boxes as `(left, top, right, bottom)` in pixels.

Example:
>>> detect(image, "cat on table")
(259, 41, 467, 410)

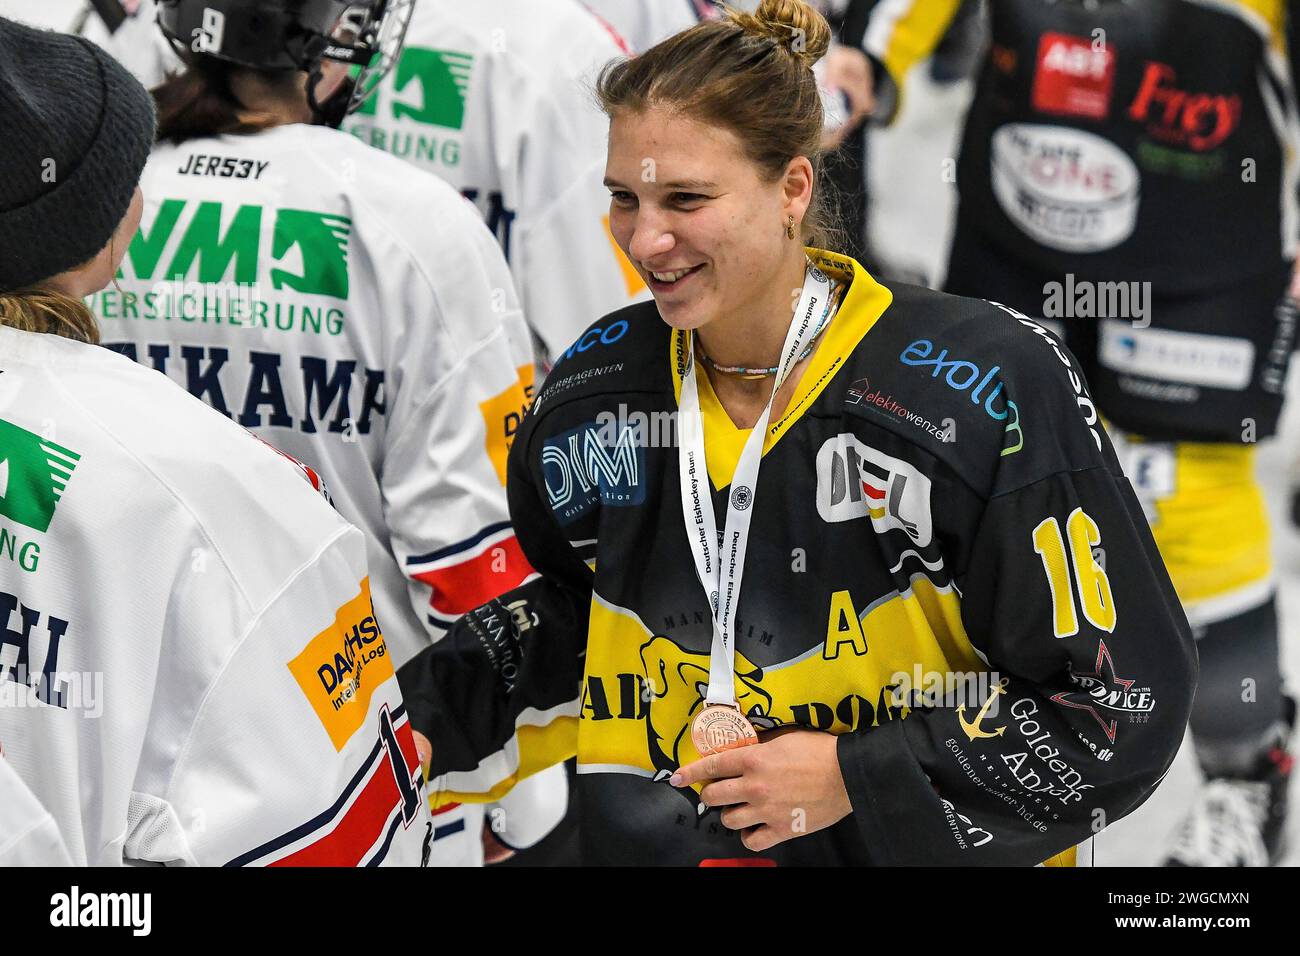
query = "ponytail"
(0, 289, 101, 345)
(152, 56, 293, 145)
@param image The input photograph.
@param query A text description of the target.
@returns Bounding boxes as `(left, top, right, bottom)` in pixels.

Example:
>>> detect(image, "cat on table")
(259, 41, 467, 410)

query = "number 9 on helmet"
(154, 0, 415, 127)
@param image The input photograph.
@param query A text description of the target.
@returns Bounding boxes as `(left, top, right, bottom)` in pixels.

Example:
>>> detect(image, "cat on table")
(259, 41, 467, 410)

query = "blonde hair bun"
(726, 0, 833, 70)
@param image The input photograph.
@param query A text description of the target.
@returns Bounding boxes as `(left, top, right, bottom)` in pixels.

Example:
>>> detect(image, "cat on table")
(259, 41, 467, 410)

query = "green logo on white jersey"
(0, 418, 80, 534)
(356, 46, 474, 130)
(119, 201, 352, 299)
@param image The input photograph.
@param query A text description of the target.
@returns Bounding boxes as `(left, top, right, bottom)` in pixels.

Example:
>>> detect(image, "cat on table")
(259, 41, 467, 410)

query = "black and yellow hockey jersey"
(866, 0, 1298, 293)
(398, 251, 1197, 866)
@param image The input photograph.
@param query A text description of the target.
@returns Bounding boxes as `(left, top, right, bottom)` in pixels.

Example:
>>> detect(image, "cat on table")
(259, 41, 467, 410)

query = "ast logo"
(288, 578, 393, 751)
(815, 434, 933, 545)
(0, 418, 79, 535)
(1032, 32, 1116, 121)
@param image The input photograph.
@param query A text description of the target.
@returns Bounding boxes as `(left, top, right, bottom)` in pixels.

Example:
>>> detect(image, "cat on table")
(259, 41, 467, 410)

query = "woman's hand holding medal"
(669, 727, 853, 852)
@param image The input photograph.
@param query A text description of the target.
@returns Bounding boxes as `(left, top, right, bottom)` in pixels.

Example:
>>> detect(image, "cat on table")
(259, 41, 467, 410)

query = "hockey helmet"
(155, 0, 413, 125)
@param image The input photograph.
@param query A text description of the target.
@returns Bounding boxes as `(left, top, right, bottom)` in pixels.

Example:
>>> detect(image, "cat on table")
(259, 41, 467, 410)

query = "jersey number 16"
(1032, 508, 1117, 638)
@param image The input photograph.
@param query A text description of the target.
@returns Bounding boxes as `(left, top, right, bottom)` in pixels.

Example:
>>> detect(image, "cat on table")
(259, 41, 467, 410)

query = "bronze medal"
(690, 703, 759, 757)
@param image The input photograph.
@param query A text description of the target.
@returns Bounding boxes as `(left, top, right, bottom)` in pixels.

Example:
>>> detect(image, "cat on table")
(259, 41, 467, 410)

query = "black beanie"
(0, 16, 157, 293)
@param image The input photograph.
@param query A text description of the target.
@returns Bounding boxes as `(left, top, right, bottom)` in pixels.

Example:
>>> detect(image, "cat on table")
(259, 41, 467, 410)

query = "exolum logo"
(0, 418, 80, 534)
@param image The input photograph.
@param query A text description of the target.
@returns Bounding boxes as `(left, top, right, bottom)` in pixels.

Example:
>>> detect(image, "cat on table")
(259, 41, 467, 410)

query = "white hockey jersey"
(578, 0, 715, 52)
(344, 0, 650, 361)
(75, 0, 180, 88)
(90, 123, 552, 863)
(0, 755, 72, 866)
(0, 325, 432, 865)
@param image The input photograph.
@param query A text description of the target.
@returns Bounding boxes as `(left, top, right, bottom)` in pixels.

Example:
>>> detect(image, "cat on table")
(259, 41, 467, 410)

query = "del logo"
(0, 418, 80, 534)
(478, 365, 536, 487)
(1032, 32, 1116, 121)
(814, 433, 933, 545)
(121, 200, 350, 298)
(541, 421, 645, 526)
(288, 578, 393, 751)
(1127, 61, 1241, 151)
(355, 46, 474, 131)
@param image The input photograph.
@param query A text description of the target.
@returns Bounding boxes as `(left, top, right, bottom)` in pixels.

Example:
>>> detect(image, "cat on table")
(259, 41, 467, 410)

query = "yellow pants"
(1110, 433, 1274, 627)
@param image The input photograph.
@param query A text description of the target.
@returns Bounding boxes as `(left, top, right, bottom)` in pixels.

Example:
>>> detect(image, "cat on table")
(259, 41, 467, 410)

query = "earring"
(786, 215, 796, 240)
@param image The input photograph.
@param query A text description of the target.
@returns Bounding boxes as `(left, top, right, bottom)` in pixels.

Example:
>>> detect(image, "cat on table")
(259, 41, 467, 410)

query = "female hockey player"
(90, 0, 565, 865)
(858, 0, 1297, 866)
(0, 15, 431, 865)
(398, 0, 1197, 866)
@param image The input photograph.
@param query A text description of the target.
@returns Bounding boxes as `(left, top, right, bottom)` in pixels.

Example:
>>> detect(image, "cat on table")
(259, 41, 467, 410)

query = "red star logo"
(1050, 639, 1134, 744)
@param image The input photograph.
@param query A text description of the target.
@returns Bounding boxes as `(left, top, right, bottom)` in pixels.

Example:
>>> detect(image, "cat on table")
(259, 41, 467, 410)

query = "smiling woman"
(397, 0, 1197, 867)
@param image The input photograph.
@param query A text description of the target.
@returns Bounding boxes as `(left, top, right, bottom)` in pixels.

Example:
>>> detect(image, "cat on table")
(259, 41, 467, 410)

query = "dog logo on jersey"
(0, 418, 80, 534)
(637, 635, 776, 794)
(815, 433, 933, 545)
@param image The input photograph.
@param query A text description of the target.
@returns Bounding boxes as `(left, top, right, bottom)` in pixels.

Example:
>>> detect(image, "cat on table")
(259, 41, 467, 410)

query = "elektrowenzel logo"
(0, 417, 80, 534)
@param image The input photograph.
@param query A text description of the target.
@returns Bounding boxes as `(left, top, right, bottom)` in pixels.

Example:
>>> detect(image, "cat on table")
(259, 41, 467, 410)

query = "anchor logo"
(958, 678, 1009, 741)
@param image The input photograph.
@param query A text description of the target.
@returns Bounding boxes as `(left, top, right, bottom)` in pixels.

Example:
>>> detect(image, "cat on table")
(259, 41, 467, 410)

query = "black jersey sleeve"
(836, 320, 1197, 865)
(396, 402, 593, 803)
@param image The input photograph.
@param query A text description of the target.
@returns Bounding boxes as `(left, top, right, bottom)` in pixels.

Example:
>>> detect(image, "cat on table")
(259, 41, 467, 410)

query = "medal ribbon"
(676, 262, 834, 708)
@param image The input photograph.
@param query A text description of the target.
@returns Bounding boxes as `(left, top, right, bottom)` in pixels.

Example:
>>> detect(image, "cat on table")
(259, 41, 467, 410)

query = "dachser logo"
(814, 433, 933, 545)
(288, 578, 393, 751)
(479, 364, 536, 486)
